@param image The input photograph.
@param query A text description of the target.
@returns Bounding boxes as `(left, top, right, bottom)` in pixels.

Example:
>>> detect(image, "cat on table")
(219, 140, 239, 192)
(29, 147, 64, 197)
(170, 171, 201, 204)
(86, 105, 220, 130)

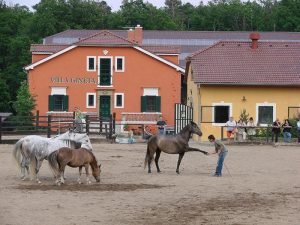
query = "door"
(99, 96, 111, 118)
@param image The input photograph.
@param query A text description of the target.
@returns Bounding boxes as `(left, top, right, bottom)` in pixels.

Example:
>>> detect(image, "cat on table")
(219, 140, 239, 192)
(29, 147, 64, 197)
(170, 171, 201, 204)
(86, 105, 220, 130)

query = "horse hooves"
(176, 171, 180, 174)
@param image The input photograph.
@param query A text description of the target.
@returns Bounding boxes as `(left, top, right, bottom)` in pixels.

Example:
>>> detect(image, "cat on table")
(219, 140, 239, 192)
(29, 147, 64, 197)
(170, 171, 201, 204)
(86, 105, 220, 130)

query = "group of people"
(271, 118, 300, 143)
(225, 116, 257, 143)
(226, 116, 300, 144)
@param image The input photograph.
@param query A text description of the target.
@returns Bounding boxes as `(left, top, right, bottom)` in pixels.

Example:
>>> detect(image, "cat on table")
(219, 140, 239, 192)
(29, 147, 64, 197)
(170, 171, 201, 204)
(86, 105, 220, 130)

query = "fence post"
(47, 115, 52, 138)
(109, 114, 113, 139)
(221, 126, 224, 141)
(112, 112, 116, 134)
(35, 110, 39, 131)
(104, 124, 108, 139)
(142, 124, 145, 139)
(0, 116, 2, 144)
(85, 115, 89, 135)
(99, 118, 103, 134)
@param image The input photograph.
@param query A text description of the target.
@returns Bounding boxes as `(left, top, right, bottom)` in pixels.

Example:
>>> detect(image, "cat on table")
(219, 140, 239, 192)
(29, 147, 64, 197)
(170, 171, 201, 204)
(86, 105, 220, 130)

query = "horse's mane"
(179, 123, 192, 135)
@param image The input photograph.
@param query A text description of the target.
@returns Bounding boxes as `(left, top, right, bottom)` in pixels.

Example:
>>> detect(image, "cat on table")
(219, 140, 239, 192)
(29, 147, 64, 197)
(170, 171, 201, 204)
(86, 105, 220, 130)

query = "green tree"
(0, 78, 11, 112)
(13, 81, 36, 118)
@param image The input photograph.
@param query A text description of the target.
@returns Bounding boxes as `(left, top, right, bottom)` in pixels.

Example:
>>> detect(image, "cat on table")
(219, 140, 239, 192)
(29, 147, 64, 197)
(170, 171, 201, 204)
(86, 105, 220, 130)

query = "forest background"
(0, 0, 299, 113)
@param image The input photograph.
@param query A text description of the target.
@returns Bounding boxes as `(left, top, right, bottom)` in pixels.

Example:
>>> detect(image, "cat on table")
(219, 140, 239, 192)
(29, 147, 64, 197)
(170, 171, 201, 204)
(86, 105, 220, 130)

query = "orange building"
(25, 26, 184, 127)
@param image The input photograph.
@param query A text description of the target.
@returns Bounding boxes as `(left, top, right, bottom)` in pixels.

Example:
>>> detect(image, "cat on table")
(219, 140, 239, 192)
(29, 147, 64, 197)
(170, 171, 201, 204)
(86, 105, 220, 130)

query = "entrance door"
(99, 96, 111, 118)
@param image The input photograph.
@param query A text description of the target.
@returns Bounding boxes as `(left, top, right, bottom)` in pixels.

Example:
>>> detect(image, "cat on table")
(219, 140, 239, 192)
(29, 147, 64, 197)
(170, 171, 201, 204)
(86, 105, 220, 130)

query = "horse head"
(190, 121, 202, 136)
(92, 163, 101, 182)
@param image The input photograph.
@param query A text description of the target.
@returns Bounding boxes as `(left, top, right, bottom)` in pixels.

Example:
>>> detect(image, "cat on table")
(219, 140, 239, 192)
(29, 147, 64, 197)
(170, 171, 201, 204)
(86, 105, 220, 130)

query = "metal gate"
(174, 103, 193, 134)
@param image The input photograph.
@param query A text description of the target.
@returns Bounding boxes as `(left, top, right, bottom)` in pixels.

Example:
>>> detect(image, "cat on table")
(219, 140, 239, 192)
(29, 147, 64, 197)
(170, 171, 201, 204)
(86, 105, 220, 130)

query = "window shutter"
(63, 95, 69, 111)
(155, 96, 161, 112)
(141, 96, 147, 112)
(48, 95, 54, 111)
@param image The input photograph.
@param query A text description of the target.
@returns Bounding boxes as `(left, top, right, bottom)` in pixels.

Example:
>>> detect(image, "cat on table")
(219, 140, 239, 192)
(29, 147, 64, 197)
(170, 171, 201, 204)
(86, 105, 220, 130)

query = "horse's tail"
(12, 139, 24, 170)
(48, 150, 60, 177)
(144, 144, 150, 170)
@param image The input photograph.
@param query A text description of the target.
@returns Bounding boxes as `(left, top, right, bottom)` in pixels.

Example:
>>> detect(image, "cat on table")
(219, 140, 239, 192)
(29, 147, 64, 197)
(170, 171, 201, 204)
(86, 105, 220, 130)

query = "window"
(212, 103, 232, 125)
(214, 106, 229, 123)
(256, 103, 276, 125)
(87, 56, 96, 71)
(86, 93, 96, 108)
(114, 93, 124, 108)
(49, 87, 68, 111)
(141, 96, 161, 112)
(48, 95, 68, 111)
(141, 88, 160, 112)
(98, 57, 112, 86)
(115, 57, 125, 72)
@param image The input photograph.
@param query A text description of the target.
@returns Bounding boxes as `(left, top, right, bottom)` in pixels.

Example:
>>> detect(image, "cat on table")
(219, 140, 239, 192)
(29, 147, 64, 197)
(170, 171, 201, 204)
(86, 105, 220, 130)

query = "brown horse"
(48, 147, 101, 185)
(145, 121, 207, 174)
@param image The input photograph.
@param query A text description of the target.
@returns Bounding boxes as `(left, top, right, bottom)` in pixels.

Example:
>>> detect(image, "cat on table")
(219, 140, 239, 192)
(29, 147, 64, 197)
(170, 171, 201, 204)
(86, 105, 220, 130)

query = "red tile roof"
(76, 30, 134, 46)
(190, 41, 300, 86)
(141, 45, 180, 54)
(30, 44, 70, 53)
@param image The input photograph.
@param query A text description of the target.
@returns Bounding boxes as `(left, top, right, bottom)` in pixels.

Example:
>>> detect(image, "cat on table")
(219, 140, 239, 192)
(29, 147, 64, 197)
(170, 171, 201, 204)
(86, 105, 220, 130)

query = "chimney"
(128, 29, 134, 43)
(134, 24, 143, 45)
(249, 32, 260, 49)
(127, 25, 143, 45)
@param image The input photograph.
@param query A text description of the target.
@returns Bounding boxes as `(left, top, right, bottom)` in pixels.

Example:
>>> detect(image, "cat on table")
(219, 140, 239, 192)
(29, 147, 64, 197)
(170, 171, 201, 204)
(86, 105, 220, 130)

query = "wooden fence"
(0, 112, 116, 144)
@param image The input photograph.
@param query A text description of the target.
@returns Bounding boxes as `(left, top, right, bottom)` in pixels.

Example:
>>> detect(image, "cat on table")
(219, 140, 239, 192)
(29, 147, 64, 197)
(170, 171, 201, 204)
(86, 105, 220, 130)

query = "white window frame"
(98, 56, 113, 87)
(212, 102, 233, 126)
(143, 88, 159, 96)
(256, 102, 276, 126)
(114, 93, 124, 108)
(86, 93, 96, 108)
(115, 56, 125, 72)
(51, 87, 67, 95)
(87, 56, 96, 72)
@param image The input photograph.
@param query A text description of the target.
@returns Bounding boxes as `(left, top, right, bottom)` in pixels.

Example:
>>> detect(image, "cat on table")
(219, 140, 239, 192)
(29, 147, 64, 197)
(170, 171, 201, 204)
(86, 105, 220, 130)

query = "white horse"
(12, 130, 93, 183)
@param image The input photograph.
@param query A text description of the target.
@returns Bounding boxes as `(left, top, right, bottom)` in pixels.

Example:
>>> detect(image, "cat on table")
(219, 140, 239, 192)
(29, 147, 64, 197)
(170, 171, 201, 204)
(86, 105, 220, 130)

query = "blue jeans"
(215, 151, 227, 176)
(158, 128, 165, 135)
(298, 130, 300, 143)
(283, 132, 291, 143)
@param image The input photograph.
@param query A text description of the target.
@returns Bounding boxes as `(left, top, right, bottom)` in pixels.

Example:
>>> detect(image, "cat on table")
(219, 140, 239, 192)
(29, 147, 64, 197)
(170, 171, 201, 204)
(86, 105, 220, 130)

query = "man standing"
(207, 134, 228, 177)
(156, 115, 166, 135)
(74, 107, 84, 132)
(272, 118, 281, 143)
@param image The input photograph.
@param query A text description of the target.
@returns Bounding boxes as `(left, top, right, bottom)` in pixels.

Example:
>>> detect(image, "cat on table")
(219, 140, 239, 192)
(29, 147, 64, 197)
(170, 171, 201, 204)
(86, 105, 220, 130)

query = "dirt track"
(0, 142, 300, 225)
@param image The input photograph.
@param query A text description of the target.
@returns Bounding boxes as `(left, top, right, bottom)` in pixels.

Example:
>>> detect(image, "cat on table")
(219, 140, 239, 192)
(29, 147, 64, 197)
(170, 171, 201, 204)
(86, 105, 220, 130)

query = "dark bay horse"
(48, 147, 101, 185)
(145, 121, 207, 174)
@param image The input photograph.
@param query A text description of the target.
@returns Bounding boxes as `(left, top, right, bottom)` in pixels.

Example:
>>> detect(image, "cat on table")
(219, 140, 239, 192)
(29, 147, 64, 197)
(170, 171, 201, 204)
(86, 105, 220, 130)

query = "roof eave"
(194, 82, 300, 87)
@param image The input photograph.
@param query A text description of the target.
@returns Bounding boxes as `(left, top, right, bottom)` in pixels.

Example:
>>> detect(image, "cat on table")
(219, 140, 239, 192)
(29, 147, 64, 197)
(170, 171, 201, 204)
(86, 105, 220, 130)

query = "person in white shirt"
(225, 116, 236, 143)
(247, 117, 256, 141)
(297, 119, 300, 144)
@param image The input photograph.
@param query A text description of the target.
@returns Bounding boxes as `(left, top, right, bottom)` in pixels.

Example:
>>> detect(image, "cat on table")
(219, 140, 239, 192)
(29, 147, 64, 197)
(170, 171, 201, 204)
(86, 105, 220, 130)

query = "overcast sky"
(7, 0, 209, 11)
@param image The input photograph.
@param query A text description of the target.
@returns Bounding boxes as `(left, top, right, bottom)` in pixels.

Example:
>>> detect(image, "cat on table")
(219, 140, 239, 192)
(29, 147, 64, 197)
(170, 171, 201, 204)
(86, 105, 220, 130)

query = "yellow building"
(186, 32, 300, 139)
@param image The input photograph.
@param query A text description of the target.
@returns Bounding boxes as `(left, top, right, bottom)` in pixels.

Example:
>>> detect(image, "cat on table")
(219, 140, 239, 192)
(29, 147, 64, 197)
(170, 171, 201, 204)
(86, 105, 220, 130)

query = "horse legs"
(20, 157, 30, 180)
(77, 166, 83, 184)
(176, 152, 185, 174)
(35, 159, 43, 184)
(85, 165, 91, 184)
(57, 164, 66, 186)
(154, 149, 161, 173)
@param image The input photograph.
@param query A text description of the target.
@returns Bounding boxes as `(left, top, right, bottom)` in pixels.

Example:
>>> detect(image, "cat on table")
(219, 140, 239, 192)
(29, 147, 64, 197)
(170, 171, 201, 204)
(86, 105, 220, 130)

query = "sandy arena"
(0, 142, 299, 225)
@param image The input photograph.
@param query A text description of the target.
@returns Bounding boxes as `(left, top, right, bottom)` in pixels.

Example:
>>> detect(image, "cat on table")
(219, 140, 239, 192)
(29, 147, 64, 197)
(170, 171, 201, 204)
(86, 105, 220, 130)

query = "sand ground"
(0, 142, 300, 225)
